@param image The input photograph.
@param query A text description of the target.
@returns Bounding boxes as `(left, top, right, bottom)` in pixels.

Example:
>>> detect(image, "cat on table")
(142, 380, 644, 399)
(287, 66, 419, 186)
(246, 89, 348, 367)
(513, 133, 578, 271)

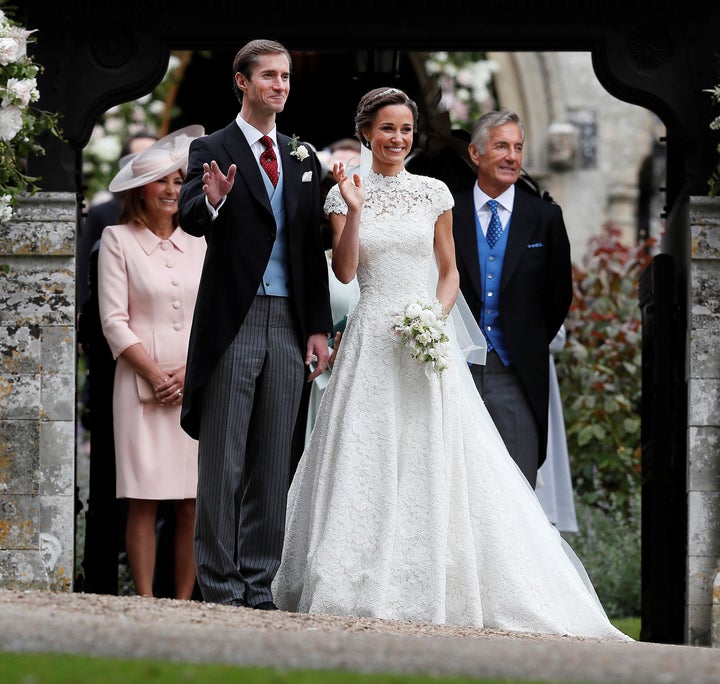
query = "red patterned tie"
(259, 135, 278, 187)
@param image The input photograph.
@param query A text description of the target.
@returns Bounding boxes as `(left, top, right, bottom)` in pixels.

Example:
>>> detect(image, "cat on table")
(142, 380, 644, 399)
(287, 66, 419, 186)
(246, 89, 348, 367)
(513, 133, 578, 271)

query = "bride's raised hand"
(333, 162, 364, 212)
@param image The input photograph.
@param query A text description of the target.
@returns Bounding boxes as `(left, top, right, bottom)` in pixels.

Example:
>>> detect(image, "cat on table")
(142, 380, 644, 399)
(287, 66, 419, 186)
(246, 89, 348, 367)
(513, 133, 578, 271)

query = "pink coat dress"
(98, 222, 206, 499)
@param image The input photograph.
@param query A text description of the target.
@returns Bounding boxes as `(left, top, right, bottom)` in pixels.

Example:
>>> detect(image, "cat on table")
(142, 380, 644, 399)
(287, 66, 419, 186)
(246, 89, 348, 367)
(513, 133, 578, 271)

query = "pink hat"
(108, 124, 204, 192)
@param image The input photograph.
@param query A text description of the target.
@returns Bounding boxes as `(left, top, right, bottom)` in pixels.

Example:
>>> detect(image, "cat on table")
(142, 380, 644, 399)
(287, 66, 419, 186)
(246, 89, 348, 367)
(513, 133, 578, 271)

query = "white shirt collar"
(235, 114, 277, 148)
(474, 183, 515, 214)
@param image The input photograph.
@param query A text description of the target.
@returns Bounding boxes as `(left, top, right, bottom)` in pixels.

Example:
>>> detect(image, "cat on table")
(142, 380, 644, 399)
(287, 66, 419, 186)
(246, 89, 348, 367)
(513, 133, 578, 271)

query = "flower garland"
(706, 83, 720, 197)
(392, 297, 451, 378)
(0, 4, 61, 221)
(424, 52, 498, 130)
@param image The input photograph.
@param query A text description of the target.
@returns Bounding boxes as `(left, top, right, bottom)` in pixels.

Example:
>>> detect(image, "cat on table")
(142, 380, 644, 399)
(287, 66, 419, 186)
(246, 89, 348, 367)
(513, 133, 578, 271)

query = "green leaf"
(578, 425, 596, 446)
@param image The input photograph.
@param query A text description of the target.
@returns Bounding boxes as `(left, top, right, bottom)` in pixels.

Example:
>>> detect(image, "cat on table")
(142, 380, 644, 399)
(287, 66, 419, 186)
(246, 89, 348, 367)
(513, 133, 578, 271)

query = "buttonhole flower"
(289, 134, 310, 162)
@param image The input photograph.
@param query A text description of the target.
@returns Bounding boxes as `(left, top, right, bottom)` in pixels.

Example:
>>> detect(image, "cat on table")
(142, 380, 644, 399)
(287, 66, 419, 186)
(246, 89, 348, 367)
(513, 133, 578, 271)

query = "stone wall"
(0, 192, 77, 590)
(686, 197, 720, 645)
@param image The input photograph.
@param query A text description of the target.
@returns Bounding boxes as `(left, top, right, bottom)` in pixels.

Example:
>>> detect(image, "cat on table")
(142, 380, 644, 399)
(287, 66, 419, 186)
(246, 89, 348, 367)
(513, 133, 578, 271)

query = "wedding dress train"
(273, 169, 630, 641)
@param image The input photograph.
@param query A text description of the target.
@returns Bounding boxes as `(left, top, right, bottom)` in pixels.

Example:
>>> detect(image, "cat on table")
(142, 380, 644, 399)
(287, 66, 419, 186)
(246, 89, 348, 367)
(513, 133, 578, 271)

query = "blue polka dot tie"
(259, 135, 278, 187)
(486, 199, 503, 248)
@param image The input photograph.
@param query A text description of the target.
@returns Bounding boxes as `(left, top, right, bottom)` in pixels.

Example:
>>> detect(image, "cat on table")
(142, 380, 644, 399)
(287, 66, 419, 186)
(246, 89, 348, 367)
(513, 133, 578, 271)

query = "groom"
(452, 110, 572, 488)
(179, 39, 332, 608)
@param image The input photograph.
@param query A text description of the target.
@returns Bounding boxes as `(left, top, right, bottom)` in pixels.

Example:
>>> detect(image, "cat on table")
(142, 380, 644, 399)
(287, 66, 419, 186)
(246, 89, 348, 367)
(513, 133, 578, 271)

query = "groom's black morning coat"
(179, 122, 332, 440)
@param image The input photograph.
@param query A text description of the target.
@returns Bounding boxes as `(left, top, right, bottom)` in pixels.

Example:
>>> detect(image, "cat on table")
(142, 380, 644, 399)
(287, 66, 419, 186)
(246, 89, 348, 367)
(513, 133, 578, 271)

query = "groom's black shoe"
(224, 597, 246, 608)
(252, 601, 278, 611)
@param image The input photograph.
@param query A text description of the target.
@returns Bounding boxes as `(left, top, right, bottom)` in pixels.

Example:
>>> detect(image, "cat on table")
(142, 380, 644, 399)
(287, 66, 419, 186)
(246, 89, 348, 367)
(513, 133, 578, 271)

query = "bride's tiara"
(370, 87, 405, 100)
(360, 87, 407, 112)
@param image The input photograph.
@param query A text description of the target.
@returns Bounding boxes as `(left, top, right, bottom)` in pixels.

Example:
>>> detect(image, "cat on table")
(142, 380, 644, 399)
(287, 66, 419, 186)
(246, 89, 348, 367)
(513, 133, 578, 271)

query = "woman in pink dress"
(98, 126, 206, 599)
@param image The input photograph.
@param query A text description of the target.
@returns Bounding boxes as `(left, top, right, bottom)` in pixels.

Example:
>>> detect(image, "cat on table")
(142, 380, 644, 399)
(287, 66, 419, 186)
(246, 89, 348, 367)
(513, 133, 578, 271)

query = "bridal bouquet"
(392, 297, 451, 378)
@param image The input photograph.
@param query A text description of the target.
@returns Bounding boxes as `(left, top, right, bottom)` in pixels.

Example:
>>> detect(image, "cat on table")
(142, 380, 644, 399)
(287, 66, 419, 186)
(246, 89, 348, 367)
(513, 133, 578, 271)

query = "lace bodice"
(324, 170, 453, 311)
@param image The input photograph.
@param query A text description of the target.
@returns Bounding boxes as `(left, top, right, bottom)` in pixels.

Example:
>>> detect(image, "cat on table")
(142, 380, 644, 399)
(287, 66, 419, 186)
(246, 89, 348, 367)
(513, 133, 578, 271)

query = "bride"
(272, 87, 630, 641)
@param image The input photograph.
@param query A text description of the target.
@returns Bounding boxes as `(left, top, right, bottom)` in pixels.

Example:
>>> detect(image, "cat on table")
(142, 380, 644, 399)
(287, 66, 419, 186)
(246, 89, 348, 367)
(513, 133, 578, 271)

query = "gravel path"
(1, 588, 719, 683)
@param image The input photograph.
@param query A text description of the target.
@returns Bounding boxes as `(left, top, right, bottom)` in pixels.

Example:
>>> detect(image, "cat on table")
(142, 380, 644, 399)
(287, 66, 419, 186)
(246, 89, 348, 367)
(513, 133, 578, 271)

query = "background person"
(452, 110, 573, 487)
(78, 131, 159, 310)
(78, 131, 159, 595)
(98, 125, 206, 599)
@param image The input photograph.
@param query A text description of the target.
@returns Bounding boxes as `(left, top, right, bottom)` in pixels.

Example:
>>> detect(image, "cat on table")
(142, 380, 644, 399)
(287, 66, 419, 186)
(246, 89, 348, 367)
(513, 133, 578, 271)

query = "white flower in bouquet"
(405, 301, 422, 319)
(418, 308, 437, 327)
(392, 297, 451, 378)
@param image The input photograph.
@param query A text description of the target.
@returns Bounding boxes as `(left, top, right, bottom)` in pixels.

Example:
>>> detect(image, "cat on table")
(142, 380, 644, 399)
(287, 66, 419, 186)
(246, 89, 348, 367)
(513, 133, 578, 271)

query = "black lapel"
(501, 190, 534, 290)
(454, 189, 483, 299)
(221, 123, 272, 215)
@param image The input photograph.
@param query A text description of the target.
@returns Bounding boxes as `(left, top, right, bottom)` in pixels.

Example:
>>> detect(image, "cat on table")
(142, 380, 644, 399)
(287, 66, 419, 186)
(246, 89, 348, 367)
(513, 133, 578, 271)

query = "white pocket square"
(302, 171, 313, 182)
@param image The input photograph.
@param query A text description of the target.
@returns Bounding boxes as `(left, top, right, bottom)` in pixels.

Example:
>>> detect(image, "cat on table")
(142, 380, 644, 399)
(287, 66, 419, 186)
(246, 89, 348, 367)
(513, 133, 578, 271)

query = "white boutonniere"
(289, 134, 310, 162)
(392, 297, 451, 378)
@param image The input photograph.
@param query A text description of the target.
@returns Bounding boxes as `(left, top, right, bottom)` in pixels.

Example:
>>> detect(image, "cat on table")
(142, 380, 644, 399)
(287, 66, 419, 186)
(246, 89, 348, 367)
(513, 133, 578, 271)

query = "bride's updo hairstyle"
(354, 87, 419, 149)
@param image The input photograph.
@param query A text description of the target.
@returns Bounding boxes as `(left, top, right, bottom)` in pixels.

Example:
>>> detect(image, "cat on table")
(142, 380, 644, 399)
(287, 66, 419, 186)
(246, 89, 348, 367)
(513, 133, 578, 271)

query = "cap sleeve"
(323, 183, 348, 216)
(433, 178, 454, 214)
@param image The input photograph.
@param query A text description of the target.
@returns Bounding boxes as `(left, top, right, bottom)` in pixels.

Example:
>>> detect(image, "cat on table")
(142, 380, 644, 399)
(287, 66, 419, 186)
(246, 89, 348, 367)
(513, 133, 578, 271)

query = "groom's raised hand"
(202, 160, 237, 208)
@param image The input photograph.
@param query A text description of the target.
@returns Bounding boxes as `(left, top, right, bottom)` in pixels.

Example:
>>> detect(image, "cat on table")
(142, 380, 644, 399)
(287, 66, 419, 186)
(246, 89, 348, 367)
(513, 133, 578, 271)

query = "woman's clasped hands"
(153, 367, 186, 406)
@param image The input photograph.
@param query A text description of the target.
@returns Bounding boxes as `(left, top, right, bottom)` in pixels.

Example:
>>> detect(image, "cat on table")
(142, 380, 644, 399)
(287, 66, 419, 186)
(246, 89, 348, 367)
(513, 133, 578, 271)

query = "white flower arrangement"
(392, 297, 451, 378)
(0, 6, 61, 220)
(289, 134, 309, 161)
(424, 52, 498, 129)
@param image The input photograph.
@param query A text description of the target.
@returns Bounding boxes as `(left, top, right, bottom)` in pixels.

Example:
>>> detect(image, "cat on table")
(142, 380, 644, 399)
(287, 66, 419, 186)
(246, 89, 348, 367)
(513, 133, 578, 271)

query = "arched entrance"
(4, 0, 719, 646)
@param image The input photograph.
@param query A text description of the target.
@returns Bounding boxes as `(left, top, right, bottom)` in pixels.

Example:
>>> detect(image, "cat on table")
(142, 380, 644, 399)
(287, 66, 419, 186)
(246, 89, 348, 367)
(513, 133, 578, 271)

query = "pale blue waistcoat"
(475, 209, 512, 365)
(257, 170, 290, 296)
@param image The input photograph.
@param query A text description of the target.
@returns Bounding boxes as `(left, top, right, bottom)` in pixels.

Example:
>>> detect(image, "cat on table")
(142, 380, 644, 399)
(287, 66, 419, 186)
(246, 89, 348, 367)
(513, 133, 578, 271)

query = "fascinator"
(108, 124, 205, 193)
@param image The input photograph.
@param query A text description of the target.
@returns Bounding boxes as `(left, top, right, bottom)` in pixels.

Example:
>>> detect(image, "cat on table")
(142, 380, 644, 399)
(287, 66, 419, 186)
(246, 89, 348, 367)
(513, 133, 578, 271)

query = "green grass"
(611, 616, 640, 640)
(0, 653, 588, 684)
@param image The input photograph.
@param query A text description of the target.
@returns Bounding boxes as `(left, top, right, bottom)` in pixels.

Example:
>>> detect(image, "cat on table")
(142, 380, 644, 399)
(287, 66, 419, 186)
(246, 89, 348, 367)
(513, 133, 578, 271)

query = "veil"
(428, 256, 487, 366)
(428, 257, 610, 613)
(359, 143, 373, 178)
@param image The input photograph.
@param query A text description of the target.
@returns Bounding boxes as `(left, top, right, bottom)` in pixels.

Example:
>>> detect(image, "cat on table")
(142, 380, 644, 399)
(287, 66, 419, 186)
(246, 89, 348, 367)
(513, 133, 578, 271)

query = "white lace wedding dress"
(272, 169, 629, 640)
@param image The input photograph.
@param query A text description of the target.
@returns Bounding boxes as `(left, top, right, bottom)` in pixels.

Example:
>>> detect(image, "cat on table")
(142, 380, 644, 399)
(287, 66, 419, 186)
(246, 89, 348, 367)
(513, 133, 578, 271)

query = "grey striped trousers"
(194, 296, 305, 606)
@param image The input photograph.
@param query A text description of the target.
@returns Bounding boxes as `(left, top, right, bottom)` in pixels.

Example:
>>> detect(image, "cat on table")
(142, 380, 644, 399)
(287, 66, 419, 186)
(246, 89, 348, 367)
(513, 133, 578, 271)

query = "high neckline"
(367, 168, 407, 181)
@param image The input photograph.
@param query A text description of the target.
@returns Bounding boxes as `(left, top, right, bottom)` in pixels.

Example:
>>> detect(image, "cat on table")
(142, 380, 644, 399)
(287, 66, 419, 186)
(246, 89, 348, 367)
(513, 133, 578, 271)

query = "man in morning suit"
(452, 110, 572, 488)
(178, 39, 332, 609)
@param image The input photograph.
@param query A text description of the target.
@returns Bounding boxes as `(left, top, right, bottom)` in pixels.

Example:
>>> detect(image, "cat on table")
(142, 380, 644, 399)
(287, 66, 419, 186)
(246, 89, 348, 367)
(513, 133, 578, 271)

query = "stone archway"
(3, 0, 720, 646)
